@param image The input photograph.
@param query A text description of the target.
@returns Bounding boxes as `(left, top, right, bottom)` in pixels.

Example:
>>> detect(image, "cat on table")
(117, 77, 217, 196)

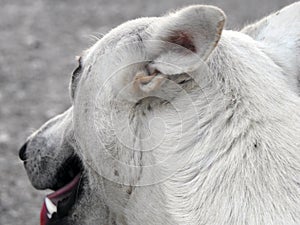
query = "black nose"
(19, 142, 28, 161)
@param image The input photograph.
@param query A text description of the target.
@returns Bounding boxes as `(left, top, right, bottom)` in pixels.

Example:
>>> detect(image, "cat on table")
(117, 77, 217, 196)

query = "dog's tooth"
(45, 197, 57, 216)
(47, 212, 52, 219)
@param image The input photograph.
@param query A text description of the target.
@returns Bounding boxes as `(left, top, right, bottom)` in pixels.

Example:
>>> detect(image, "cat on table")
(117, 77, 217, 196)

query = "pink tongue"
(40, 174, 81, 225)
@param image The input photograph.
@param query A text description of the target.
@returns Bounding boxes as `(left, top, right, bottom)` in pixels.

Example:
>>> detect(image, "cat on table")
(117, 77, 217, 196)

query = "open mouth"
(40, 155, 84, 225)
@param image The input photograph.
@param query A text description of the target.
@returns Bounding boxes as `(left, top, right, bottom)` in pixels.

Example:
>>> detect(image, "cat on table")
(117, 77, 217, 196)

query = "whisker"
(86, 32, 105, 44)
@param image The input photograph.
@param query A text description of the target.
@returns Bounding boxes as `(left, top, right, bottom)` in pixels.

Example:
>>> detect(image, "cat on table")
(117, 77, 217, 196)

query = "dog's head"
(19, 5, 226, 224)
(19, 2, 300, 225)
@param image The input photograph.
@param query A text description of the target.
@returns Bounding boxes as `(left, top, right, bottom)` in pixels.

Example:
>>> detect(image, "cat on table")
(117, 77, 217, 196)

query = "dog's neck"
(97, 31, 300, 224)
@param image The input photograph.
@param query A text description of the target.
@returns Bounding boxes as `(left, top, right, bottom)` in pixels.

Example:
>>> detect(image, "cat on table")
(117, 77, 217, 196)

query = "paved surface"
(0, 0, 297, 224)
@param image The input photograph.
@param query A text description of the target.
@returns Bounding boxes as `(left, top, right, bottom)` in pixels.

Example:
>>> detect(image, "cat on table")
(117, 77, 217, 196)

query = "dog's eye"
(70, 56, 83, 99)
(72, 59, 82, 82)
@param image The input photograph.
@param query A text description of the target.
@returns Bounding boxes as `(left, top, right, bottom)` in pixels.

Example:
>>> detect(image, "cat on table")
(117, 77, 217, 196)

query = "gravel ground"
(0, 0, 297, 224)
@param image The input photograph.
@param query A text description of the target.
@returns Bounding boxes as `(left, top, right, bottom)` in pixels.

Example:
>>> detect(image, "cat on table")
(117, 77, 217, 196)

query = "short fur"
(21, 3, 300, 225)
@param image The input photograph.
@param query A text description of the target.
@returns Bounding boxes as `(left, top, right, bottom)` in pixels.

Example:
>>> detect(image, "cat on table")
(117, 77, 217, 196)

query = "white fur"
(23, 3, 300, 225)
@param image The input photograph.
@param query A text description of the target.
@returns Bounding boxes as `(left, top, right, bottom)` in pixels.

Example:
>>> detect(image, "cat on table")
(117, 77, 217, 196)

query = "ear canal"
(151, 5, 226, 60)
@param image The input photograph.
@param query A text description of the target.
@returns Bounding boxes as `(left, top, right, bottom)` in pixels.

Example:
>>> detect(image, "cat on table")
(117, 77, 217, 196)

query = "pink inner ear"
(167, 31, 196, 52)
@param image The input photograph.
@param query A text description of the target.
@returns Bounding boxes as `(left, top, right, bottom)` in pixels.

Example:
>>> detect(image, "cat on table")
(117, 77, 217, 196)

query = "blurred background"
(0, 0, 297, 224)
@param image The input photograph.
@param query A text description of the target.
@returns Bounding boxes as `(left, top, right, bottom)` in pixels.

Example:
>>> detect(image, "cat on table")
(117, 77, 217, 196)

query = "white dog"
(20, 2, 300, 225)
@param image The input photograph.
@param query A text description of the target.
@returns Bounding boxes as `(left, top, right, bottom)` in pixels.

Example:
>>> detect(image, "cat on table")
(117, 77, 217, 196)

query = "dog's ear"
(147, 5, 226, 74)
(242, 2, 300, 92)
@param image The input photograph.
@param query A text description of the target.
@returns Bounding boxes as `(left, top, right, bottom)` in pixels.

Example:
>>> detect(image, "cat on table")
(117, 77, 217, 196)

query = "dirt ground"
(0, 0, 297, 224)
